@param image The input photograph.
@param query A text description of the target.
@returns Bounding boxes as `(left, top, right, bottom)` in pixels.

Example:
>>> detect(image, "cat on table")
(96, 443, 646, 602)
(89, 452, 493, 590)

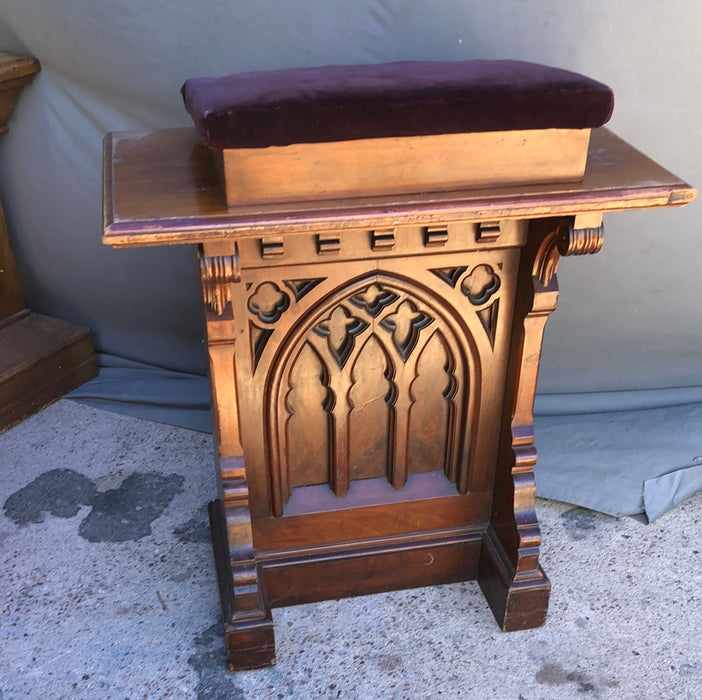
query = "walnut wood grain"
(219, 128, 590, 205)
(102, 124, 695, 670)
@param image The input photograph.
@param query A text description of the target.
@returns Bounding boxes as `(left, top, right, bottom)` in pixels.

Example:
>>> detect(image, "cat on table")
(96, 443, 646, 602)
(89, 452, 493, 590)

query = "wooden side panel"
(221, 129, 591, 205)
(261, 529, 483, 608)
(0, 201, 23, 320)
(222, 228, 524, 531)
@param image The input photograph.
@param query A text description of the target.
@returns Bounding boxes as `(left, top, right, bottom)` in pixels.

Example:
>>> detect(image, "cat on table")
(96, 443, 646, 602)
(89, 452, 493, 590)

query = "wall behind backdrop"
(0, 1, 700, 413)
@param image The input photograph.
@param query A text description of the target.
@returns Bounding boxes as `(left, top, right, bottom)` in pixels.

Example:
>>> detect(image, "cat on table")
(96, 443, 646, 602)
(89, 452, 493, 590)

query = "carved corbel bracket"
(534, 216, 604, 287)
(557, 215, 605, 257)
(198, 243, 241, 316)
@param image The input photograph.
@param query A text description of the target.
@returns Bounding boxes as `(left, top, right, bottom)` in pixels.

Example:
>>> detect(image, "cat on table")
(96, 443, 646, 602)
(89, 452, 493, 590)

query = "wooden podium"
(0, 53, 96, 432)
(103, 126, 694, 670)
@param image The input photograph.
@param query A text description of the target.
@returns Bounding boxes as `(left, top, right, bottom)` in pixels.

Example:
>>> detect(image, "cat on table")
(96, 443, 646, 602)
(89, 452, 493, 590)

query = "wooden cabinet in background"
(0, 53, 96, 433)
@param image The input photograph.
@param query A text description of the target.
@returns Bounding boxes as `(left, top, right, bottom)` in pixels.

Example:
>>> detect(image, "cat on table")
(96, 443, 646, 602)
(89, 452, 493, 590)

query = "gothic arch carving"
(264, 272, 482, 516)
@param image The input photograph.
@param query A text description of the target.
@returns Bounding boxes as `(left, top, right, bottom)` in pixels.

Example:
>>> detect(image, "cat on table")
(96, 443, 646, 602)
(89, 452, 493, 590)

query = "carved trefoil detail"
(349, 284, 399, 317)
(379, 299, 433, 361)
(313, 306, 369, 369)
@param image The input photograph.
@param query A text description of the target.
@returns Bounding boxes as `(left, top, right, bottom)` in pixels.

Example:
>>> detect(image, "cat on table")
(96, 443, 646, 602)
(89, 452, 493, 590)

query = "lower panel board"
(259, 527, 484, 608)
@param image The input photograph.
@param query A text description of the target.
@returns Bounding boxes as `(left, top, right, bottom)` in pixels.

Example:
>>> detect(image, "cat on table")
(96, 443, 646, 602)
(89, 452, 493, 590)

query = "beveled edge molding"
(199, 244, 241, 316)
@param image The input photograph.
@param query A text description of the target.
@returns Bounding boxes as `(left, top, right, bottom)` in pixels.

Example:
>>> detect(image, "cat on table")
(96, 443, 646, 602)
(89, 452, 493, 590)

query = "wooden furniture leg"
(479, 215, 604, 629)
(199, 243, 275, 670)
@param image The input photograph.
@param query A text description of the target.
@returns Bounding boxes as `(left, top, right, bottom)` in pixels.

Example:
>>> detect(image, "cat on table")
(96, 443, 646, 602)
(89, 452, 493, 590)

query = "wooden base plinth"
(0, 311, 98, 433)
(210, 495, 548, 669)
(209, 500, 276, 671)
(478, 526, 550, 631)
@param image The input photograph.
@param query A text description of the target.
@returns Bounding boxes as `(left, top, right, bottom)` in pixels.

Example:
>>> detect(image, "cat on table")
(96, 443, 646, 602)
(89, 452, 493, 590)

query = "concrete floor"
(1, 399, 700, 699)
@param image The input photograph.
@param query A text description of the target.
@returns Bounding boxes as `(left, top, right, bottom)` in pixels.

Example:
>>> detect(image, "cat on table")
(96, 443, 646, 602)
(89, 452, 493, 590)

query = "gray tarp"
(1, 1, 700, 520)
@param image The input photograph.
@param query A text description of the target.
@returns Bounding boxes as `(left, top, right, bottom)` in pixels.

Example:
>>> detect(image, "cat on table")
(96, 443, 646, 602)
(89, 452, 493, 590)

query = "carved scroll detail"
(534, 219, 605, 287)
(533, 235, 560, 287)
(557, 221, 605, 256)
(199, 248, 240, 316)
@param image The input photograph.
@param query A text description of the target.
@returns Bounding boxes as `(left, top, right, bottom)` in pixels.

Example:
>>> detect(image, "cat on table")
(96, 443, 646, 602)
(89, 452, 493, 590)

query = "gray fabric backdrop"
(0, 1, 700, 518)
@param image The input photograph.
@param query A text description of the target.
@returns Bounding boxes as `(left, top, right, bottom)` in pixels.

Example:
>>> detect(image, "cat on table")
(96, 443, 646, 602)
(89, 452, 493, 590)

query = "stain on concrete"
(174, 505, 212, 544)
(3, 469, 97, 526)
(561, 507, 600, 541)
(188, 624, 245, 700)
(4, 469, 185, 543)
(78, 472, 184, 542)
(535, 662, 596, 693)
(377, 653, 403, 673)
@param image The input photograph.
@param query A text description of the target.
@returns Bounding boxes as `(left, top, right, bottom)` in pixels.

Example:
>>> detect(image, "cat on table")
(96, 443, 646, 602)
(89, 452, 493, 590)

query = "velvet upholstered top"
(182, 60, 614, 150)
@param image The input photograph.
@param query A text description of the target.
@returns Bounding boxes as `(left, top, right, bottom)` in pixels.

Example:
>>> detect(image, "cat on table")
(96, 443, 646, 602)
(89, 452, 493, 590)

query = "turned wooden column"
(0, 53, 97, 432)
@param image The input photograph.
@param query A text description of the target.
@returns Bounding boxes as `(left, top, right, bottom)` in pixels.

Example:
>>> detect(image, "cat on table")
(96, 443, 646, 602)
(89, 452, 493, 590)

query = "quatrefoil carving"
(461, 265, 500, 306)
(248, 282, 290, 324)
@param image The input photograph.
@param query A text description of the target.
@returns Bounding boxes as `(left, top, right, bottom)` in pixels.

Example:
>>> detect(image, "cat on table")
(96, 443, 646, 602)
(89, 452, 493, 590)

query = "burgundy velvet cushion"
(181, 60, 614, 149)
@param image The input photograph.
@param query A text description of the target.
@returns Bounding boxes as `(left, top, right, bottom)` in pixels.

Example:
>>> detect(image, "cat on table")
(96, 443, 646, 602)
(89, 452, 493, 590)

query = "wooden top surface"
(103, 127, 695, 248)
(0, 53, 40, 83)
